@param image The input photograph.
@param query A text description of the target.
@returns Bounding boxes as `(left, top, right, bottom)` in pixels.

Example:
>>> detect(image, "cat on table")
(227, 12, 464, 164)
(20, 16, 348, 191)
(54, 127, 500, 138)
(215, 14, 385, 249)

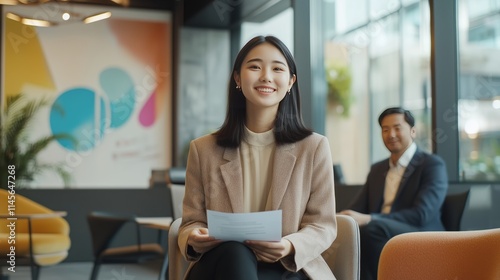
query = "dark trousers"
(360, 218, 419, 280)
(187, 241, 308, 280)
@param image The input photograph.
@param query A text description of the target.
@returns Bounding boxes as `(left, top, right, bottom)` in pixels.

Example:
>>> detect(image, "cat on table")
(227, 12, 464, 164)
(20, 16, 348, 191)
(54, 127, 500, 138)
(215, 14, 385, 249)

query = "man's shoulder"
(372, 158, 389, 168)
(368, 158, 390, 175)
(368, 147, 445, 169)
(414, 148, 446, 165)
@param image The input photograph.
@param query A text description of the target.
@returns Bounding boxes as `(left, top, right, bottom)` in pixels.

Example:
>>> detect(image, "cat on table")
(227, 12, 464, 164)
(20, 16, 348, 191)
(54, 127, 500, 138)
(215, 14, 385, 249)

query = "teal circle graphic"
(99, 67, 136, 128)
(50, 87, 107, 151)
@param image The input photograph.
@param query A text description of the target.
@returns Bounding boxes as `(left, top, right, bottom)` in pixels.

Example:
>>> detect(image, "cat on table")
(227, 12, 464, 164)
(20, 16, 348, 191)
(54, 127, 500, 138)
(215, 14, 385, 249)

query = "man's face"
(381, 113, 416, 155)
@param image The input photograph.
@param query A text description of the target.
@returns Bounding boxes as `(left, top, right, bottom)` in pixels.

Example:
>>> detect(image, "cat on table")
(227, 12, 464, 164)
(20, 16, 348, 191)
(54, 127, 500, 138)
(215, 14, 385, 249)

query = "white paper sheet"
(207, 210, 282, 242)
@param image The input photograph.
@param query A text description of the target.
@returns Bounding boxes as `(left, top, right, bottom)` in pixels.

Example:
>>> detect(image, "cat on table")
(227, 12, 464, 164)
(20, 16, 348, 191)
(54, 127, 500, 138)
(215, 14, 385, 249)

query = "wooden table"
(136, 217, 173, 230)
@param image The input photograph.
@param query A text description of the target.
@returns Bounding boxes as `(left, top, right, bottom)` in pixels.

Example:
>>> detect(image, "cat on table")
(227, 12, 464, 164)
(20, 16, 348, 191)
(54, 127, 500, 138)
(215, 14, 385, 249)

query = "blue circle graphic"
(50, 87, 107, 151)
(99, 67, 136, 128)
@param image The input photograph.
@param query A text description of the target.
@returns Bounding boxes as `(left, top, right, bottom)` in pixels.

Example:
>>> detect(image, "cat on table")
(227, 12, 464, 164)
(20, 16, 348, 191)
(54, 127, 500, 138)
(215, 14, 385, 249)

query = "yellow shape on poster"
(3, 19, 55, 97)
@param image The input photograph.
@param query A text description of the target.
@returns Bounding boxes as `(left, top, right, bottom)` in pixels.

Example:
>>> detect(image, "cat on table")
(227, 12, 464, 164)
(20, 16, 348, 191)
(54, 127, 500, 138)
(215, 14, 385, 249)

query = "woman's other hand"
(245, 238, 295, 263)
(187, 228, 222, 254)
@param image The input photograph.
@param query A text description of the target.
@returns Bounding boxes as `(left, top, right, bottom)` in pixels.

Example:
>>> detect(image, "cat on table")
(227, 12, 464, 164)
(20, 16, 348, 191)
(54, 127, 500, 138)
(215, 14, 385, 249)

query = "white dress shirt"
(381, 142, 417, 214)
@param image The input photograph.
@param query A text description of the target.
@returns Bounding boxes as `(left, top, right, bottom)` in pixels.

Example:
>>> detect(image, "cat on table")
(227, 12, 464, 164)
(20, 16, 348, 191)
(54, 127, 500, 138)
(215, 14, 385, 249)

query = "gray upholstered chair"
(322, 214, 361, 280)
(168, 214, 360, 280)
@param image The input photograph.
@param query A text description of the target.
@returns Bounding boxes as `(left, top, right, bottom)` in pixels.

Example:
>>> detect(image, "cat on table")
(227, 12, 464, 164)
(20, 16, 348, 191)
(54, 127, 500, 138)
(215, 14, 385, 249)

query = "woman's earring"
(287, 89, 291, 95)
(236, 85, 241, 90)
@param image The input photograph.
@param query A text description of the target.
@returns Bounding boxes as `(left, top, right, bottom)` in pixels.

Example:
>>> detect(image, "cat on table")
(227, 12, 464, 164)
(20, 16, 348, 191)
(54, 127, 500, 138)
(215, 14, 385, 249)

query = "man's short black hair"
(378, 107, 415, 127)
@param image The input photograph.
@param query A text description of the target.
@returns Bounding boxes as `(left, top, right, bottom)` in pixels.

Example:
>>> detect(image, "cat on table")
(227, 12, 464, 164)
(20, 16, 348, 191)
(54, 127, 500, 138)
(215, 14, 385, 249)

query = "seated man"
(340, 107, 448, 280)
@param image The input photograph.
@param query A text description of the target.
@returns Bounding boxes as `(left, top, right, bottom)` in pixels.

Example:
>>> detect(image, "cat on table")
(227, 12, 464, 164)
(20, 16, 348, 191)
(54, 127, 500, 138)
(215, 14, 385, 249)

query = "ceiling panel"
(183, 0, 290, 29)
(0, 0, 291, 28)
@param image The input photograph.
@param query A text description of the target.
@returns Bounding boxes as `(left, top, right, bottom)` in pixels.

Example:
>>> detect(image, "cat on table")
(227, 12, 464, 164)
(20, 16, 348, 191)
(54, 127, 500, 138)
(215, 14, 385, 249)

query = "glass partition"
(458, 0, 500, 182)
(323, 0, 431, 184)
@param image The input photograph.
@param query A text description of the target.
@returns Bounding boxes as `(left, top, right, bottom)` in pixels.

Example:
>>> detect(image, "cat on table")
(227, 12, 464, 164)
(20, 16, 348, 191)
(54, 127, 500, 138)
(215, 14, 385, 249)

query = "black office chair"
(87, 211, 165, 280)
(333, 164, 345, 185)
(441, 190, 470, 231)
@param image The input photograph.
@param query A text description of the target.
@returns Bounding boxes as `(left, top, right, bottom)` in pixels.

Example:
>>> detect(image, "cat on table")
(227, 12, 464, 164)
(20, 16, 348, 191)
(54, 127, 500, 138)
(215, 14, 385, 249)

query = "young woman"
(178, 35, 337, 280)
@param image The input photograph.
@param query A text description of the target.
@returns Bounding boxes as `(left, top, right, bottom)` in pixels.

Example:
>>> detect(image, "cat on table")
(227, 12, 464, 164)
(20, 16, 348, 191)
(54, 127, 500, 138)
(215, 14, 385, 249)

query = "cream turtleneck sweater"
(240, 127, 276, 212)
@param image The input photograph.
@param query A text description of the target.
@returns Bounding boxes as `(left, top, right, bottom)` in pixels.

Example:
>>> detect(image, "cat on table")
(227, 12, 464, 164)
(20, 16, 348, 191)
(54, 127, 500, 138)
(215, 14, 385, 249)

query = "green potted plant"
(325, 63, 353, 117)
(0, 93, 73, 189)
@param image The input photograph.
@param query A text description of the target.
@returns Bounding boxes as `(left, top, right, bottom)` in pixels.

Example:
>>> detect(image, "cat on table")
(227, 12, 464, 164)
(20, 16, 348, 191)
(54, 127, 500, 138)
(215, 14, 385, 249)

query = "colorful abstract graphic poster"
(2, 4, 172, 188)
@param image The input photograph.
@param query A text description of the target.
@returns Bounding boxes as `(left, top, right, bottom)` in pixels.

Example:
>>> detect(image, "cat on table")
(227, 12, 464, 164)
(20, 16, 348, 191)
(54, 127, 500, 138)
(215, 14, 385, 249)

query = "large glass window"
(458, 0, 500, 182)
(323, 0, 431, 184)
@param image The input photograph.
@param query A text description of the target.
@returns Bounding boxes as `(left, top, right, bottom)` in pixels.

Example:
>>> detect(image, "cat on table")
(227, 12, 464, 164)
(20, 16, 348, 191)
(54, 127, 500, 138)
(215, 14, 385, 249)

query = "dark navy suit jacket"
(349, 148, 448, 230)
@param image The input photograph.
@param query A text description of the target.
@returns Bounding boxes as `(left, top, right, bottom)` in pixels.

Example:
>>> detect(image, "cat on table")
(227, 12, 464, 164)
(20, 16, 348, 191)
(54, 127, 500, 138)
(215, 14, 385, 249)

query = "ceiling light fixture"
(17, 0, 51, 4)
(62, 12, 71, 21)
(5, 8, 113, 27)
(0, 0, 128, 6)
(6, 11, 56, 27)
(110, 0, 129, 6)
(0, 0, 20, 4)
(82, 11, 111, 24)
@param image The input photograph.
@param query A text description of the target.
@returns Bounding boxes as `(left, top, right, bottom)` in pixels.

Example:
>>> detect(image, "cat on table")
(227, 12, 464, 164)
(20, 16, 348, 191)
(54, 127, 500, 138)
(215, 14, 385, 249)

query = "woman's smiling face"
(234, 42, 296, 112)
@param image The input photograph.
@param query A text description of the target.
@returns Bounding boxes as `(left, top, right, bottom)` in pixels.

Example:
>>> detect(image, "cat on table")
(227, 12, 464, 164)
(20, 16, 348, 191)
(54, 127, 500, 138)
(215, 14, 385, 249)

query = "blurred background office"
(0, 0, 498, 268)
(178, 0, 500, 185)
(175, 0, 500, 231)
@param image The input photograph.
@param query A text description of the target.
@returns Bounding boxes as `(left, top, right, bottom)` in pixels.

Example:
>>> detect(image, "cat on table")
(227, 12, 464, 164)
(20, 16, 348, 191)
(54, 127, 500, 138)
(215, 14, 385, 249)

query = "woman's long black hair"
(214, 35, 312, 148)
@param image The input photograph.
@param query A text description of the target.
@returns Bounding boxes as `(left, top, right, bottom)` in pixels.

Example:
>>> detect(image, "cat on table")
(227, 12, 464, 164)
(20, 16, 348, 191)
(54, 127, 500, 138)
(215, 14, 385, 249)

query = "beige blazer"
(178, 133, 337, 280)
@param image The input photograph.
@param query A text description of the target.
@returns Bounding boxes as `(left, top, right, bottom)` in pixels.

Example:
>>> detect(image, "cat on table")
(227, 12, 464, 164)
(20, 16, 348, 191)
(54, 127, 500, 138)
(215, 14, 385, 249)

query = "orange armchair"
(378, 228, 500, 280)
(0, 190, 71, 280)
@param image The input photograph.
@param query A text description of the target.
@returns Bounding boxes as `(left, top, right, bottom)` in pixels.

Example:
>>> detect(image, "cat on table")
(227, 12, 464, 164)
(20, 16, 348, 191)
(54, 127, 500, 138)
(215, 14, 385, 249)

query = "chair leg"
(90, 261, 101, 280)
(0, 267, 9, 280)
(30, 265, 40, 280)
(158, 254, 168, 280)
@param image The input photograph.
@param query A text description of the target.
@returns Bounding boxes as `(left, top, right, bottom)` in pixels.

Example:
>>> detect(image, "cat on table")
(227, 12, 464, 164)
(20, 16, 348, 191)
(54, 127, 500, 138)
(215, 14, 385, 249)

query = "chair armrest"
(169, 218, 189, 280)
(322, 214, 360, 280)
(0, 211, 67, 219)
